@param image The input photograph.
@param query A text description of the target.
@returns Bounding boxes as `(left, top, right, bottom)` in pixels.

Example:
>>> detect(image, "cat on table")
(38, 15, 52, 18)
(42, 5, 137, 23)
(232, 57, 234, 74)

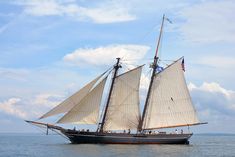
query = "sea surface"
(0, 133, 234, 157)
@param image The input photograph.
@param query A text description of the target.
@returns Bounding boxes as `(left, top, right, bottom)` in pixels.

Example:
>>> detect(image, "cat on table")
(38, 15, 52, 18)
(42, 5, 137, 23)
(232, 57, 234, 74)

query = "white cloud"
(139, 71, 151, 104)
(140, 72, 150, 90)
(16, 0, 136, 23)
(189, 82, 235, 99)
(63, 44, 150, 66)
(187, 82, 235, 133)
(0, 94, 63, 119)
(178, 0, 235, 43)
(189, 82, 235, 119)
(0, 98, 27, 119)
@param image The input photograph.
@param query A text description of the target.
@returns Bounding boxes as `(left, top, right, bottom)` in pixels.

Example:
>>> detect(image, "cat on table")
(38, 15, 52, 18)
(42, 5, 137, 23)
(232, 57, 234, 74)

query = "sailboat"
(26, 15, 207, 144)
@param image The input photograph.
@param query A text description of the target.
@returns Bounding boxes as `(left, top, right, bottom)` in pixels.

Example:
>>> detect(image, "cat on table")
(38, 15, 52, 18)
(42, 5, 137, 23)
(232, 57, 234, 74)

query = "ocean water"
(0, 133, 234, 157)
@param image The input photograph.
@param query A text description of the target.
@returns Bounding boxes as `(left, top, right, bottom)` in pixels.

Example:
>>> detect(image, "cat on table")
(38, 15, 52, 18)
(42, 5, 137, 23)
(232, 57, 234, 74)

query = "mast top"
(155, 14, 165, 59)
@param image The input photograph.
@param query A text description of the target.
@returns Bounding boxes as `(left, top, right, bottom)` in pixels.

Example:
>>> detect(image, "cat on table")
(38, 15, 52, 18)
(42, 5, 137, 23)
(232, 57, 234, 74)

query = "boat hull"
(62, 131, 192, 144)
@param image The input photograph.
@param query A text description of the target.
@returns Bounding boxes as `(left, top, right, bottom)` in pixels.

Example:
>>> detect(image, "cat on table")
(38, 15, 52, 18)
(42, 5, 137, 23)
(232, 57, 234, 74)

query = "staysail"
(57, 76, 107, 124)
(103, 66, 143, 131)
(143, 58, 200, 129)
(39, 72, 106, 119)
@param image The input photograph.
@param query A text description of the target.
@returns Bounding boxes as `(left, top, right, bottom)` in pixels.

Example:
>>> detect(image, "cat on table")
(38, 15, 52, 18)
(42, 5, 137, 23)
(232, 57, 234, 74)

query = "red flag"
(181, 58, 185, 72)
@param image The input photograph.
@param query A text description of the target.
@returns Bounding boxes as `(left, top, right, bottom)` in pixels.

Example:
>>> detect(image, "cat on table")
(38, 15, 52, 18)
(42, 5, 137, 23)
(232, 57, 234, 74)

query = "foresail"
(103, 65, 143, 131)
(143, 58, 200, 129)
(39, 72, 106, 119)
(57, 76, 107, 124)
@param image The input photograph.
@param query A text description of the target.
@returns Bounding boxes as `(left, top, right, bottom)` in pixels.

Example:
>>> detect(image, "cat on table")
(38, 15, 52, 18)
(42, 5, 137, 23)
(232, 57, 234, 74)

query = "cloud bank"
(189, 82, 235, 123)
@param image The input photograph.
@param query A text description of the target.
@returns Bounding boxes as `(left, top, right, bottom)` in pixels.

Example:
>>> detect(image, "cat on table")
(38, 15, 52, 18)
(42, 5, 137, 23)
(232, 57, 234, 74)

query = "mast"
(138, 14, 165, 131)
(99, 58, 121, 132)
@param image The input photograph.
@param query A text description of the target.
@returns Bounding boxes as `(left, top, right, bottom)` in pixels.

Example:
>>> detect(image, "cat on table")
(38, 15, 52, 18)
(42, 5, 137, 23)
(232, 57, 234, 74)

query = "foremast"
(98, 58, 121, 132)
(138, 14, 166, 132)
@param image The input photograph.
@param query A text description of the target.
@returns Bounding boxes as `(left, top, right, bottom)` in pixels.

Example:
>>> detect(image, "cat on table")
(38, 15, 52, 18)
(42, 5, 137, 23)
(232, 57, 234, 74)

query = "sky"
(0, 0, 235, 134)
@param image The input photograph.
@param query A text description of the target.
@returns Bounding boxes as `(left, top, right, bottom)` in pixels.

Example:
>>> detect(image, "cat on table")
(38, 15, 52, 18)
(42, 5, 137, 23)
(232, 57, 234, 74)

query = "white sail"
(103, 66, 143, 131)
(143, 59, 200, 129)
(39, 72, 105, 119)
(57, 76, 107, 124)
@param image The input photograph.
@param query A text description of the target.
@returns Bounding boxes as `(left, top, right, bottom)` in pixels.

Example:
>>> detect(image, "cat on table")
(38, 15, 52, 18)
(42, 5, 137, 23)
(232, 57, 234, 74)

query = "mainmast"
(138, 14, 166, 131)
(98, 58, 121, 132)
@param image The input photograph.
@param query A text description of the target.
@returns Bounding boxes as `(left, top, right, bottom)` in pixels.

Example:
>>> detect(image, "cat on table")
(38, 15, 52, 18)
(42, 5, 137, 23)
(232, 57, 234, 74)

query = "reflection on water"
(0, 134, 234, 157)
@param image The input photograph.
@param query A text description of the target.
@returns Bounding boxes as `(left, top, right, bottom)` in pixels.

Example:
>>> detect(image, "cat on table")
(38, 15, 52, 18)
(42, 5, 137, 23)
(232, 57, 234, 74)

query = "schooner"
(26, 15, 207, 144)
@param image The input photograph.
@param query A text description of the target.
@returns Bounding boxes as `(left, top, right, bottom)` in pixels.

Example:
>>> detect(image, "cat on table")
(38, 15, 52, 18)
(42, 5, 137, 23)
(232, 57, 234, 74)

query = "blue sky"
(0, 0, 235, 133)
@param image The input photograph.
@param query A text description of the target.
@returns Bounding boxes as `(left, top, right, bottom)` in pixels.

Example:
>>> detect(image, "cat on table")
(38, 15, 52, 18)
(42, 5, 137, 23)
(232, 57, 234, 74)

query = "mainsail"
(143, 58, 200, 129)
(103, 66, 143, 131)
(57, 76, 107, 124)
(39, 72, 106, 119)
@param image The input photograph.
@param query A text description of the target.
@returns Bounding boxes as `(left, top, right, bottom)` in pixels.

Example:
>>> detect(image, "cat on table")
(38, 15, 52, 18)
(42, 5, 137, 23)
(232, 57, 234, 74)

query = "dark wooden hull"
(62, 131, 192, 144)
(25, 121, 192, 144)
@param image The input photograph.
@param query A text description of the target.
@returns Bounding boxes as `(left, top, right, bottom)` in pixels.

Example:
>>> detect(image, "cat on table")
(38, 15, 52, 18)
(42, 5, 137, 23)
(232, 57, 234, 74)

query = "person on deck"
(175, 129, 178, 134)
